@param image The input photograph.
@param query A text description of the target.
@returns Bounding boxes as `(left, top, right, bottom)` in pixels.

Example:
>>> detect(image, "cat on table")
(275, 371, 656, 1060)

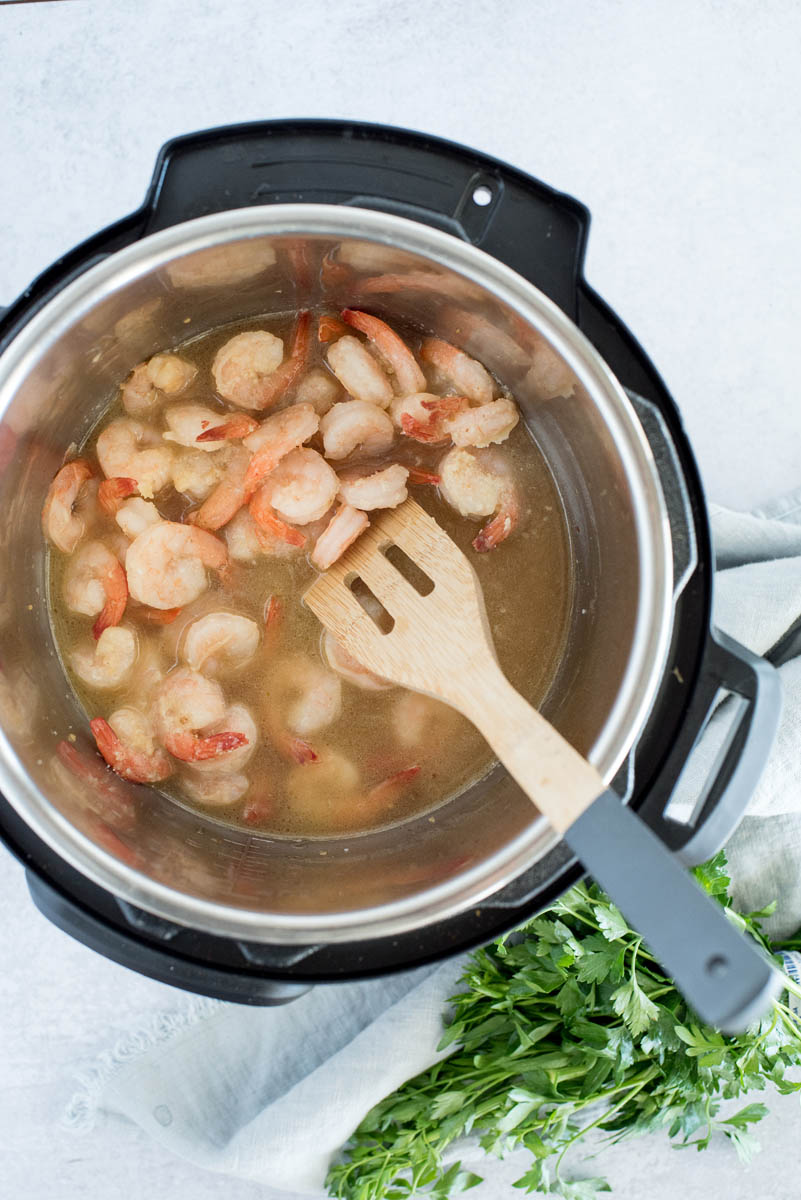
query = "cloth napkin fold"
(65, 489, 801, 1195)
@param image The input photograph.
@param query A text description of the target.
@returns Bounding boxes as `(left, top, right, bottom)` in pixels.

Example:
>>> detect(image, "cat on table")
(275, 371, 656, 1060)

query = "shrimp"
(125, 522, 228, 609)
(70, 626, 137, 690)
(253, 448, 338, 526)
(524, 336, 576, 400)
(271, 655, 342, 736)
(41, 459, 93, 553)
(167, 241, 277, 290)
(391, 690, 461, 748)
(286, 750, 360, 829)
(182, 771, 250, 807)
(196, 413, 259, 442)
(341, 309, 426, 396)
(98, 476, 137, 515)
(294, 367, 342, 416)
(96, 418, 173, 499)
(185, 445, 247, 525)
(213, 312, 310, 411)
(311, 504, 369, 571)
(326, 336, 394, 408)
(181, 612, 260, 676)
(317, 314, 348, 342)
(319, 399, 394, 461)
(224, 508, 302, 562)
(155, 668, 248, 762)
(438, 447, 520, 551)
(63, 541, 128, 637)
(324, 630, 392, 691)
(163, 404, 233, 451)
(171, 447, 227, 503)
(115, 497, 162, 540)
(337, 464, 408, 511)
(121, 354, 197, 417)
(390, 392, 465, 444)
(446, 395, 519, 448)
(242, 403, 320, 493)
(186, 703, 258, 775)
(91, 709, 171, 783)
(420, 337, 495, 404)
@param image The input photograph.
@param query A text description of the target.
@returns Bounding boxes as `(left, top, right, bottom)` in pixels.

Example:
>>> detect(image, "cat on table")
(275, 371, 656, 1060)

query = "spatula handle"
(458, 664, 779, 1032)
(565, 790, 780, 1032)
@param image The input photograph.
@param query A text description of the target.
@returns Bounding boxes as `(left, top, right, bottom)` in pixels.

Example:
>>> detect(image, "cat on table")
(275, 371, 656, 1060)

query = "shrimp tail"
(133, 605, 182, 625)
(242, 791, 272, 825)
(406, 466, 441, 485)
(90, 717, 171, 783)
(249, 495, 306, 547)
(98, 476, 138, 515)
(318, 314, 348, 342)
(165, 730, 249, 762)
(196, 414, 259, 442)
(91, 556, 128, 640)
(472, 493, 520, 553)
(286, 736, 318, 764)
(254, 309, 311, 411)
(263, 594, 283, 649)
(365, 765, 421, 806)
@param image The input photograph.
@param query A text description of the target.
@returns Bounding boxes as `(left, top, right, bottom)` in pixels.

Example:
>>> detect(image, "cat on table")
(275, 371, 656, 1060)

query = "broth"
(47, 312, 573, 838)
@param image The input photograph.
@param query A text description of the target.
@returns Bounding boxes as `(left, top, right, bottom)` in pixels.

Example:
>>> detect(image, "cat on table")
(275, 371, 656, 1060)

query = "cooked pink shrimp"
(91, 710, 171, 783)
(326, 336, 394, 408)
(96, 418, 173, 499)
(155, 668, 248, 763)
(420, 338, 495, 404)
(121, 354, 197, 417)
(213, 312, 310, 411)
(341, 309, 426, 396)
(391, 690, 462, 748)
(171, 447, 227, 502)
(98, 476, 138, 516)
(254, 448, 338, 526)
(70, 626, 137, 689)
(181, 612, 260, 676)
(337, 464, 408, 511)
(114, 497, 162, 540)
(324, 630, 392, 691)
(272, 655, 343, 737)
(186, 703, 258, 775)
(183, 771, 250, 807)
(294, 367, 342, 415)
(248, 492, 306, 548)
(286, 750, 360, 826)
(224, 508, 302, 562)
(362, 765, 421, 811)
(319, 400, 395, 461)
(163, 404, 234, 451)
(446, 395, 519, 448)
(42, 459, 94, 553)
(63, 541, 128, 637)
(311, 504, 369, 570)
(191, 445, 250, 530)
(242, 403, 320, 495)
(196, 413, 260, 443)
(125, 522, 229, 609)
(439, 446, 520, 552)
(390, 393, 466, 444)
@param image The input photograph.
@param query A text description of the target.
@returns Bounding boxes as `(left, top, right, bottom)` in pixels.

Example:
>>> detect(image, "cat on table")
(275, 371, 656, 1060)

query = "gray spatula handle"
(565, 790, 780, 1032)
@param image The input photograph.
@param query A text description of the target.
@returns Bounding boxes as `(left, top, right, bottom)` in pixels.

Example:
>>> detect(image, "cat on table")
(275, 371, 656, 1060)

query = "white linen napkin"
(64, 489, 801, 1196)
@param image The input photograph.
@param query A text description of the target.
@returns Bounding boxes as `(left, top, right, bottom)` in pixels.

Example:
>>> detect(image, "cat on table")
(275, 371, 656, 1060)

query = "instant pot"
(0, 121, 780, 1003)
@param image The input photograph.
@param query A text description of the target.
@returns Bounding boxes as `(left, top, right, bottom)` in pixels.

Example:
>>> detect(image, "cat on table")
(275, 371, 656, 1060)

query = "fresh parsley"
(327, 852, 801, 1200)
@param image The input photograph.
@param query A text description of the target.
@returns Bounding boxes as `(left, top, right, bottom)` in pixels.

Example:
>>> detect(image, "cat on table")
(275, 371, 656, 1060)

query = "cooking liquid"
(48, 314, 574, 838)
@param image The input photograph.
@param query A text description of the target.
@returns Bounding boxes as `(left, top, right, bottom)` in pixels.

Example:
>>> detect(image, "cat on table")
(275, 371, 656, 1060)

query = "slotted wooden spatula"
(305, 498, 779, 1031)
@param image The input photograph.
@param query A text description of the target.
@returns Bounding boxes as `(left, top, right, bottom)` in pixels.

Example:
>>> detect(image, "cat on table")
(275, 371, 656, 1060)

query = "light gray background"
(1, 2, 800, 1198)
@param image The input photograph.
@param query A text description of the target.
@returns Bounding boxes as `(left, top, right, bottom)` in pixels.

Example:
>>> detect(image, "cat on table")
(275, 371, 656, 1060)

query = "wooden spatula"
(305, 498, 779, 1031)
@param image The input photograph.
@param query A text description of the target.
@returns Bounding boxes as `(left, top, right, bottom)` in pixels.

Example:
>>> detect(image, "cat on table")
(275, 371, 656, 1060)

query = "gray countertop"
(1, 2, 800, 1198)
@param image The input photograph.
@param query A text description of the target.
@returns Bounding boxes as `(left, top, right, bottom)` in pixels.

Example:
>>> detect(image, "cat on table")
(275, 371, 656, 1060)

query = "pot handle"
(638, 627, 782, 865)
(141, 121, 590, 319)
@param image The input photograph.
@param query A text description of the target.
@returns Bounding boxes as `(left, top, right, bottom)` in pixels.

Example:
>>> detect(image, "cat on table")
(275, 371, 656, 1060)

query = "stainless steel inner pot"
(0, 207, 672, 943)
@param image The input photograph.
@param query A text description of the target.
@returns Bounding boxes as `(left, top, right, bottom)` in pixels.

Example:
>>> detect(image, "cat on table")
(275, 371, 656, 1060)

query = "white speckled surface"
(1, 2, 800, 1197)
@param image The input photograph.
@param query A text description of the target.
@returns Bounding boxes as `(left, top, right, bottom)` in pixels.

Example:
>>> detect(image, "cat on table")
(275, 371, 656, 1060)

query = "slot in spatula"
(305, 497, 779, 1031)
